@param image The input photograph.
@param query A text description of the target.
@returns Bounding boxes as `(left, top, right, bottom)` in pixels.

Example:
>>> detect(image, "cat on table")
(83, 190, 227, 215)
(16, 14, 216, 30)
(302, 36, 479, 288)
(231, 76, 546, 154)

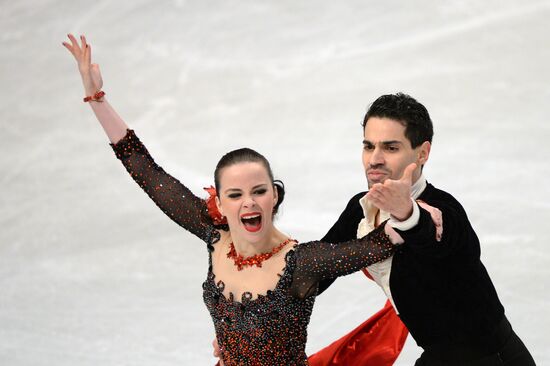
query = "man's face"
(362, 117, 430, 188)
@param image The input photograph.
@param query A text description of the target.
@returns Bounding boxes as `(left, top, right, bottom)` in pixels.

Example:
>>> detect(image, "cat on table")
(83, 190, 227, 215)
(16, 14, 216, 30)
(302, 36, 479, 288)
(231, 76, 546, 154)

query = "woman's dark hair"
(214, 148, 285, 214)
(363, 92, 433, 148)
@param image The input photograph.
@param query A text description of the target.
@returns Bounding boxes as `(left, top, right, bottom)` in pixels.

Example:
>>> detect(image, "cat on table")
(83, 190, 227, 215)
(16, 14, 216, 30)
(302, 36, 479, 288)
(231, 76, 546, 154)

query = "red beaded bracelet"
(83, 90, 105, 103)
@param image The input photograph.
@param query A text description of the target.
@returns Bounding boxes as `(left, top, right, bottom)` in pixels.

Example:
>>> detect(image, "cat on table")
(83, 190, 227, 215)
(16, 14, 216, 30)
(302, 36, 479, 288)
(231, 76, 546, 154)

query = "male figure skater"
(321, 93, 535, 365)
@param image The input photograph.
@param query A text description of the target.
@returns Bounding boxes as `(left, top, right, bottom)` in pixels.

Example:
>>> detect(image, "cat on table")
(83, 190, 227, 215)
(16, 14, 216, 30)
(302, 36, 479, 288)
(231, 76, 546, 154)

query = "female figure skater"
(63, 34, 421, 365)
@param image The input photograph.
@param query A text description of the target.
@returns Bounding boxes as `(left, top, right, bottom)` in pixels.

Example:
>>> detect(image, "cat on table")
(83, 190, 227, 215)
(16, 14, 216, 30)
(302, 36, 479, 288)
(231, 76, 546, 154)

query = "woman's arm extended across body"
(290, 223, 399, 299)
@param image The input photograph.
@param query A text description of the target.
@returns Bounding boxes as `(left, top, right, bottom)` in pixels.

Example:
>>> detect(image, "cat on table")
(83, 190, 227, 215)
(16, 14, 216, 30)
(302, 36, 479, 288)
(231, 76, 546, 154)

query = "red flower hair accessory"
(204, 186, 228, 225)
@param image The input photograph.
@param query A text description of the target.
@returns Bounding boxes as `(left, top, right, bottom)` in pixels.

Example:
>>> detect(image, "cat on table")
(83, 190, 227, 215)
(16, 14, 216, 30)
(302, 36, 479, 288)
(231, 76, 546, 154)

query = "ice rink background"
(1, 0, 549, 364)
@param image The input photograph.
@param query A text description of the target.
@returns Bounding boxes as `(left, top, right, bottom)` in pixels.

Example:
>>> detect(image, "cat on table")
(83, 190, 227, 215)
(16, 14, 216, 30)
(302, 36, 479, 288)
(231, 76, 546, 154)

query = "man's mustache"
(367, 165, 390, 173)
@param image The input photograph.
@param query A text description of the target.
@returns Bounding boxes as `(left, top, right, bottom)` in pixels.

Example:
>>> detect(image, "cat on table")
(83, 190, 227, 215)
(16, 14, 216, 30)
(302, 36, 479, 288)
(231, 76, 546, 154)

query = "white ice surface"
(1, 0, 549, 364)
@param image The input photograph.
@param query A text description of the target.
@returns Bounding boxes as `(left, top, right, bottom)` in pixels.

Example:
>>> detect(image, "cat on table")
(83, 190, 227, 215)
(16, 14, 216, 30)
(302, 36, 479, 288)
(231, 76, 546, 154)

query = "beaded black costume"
(111, 130, 395, 366)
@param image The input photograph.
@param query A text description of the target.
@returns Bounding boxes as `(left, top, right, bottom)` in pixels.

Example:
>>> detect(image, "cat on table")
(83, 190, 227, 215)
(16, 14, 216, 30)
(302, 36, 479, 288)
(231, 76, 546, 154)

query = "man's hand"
(367, 163, 416, 220)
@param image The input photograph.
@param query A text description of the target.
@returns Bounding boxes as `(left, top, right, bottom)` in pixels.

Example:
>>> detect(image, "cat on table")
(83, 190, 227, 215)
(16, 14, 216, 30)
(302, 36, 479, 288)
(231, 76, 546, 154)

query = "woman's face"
(215, 162, 278, 243)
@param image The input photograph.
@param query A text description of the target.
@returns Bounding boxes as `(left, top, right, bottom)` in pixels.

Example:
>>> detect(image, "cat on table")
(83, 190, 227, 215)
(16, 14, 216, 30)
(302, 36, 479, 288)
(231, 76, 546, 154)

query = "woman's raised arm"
(62, 34, 127, 143)
(62, 35, 220, 246)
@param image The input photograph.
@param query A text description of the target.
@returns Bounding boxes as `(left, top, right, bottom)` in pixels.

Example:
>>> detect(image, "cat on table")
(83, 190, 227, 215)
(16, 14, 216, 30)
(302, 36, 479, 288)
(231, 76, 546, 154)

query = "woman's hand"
(417, 200, 443, 242)
(62, 34, 103, 96)
(213, 338, 225, 366)
(384, 225, 404, 245)
(61, 34, 128, 142)
(384, 201, 444, 244)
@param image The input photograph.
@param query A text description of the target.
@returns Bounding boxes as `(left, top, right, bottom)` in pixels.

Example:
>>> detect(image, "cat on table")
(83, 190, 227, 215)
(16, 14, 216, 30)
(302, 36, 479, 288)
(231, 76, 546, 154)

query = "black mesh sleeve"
(290, 223, 394, 299)
(110, 129, 220, 246)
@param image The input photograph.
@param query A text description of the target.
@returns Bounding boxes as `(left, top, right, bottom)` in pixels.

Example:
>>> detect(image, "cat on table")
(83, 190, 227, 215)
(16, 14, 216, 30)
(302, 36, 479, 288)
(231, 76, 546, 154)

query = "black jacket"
(321, 183, 505, 349)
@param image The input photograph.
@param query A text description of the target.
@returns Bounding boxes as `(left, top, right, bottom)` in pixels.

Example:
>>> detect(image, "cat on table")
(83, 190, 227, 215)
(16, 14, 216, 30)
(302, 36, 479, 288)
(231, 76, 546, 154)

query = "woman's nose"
(242, 195, 256, 208)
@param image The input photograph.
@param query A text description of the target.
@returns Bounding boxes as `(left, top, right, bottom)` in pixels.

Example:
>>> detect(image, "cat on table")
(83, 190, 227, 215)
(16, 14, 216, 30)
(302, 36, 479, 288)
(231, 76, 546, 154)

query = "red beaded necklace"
(227, 238, 295, 271)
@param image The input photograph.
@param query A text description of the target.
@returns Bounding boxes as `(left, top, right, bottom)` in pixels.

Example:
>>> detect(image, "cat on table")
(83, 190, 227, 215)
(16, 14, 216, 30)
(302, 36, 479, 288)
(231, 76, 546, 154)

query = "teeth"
(242, 214, 260, 219)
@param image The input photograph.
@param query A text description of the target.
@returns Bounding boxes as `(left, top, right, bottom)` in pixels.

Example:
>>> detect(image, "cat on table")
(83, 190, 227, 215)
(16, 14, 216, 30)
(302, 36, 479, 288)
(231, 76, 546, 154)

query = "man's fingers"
(366, 191, 380, 206)
(400, 163, 417, 185)
(367, 184, 393, 204)
(367, 186, 383, 200)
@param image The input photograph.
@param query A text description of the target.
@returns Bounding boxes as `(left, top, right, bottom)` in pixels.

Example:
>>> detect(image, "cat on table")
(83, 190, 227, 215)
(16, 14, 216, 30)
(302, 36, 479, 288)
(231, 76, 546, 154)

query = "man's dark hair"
(363, 93, 433, 148)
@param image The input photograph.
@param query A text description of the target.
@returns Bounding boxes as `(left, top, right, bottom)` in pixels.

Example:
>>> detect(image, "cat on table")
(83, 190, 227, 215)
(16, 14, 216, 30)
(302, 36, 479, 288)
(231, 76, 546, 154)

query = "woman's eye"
(228, 193, 241, 199)
(254, 189, 267, 195)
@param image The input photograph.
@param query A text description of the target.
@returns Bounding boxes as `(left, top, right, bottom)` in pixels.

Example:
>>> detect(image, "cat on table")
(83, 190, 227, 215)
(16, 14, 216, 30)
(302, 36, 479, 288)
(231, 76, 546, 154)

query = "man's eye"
(363, 145, 374, 151)
(386, 146, 399, 152)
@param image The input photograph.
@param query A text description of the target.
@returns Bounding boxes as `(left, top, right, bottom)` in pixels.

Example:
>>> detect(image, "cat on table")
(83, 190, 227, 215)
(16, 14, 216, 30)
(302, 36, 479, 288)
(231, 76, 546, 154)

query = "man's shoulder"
(349, 191, 368, 204)
(332, 191, 366, 222)
(321, 191, 366, 244)
(421, 183, 465, 210)
(341, 191, 367, 212)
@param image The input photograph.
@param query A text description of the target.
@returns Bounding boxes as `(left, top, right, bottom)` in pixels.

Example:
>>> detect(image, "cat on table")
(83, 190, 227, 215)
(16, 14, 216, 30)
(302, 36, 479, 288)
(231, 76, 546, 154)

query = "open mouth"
(240, 213, 262, 232)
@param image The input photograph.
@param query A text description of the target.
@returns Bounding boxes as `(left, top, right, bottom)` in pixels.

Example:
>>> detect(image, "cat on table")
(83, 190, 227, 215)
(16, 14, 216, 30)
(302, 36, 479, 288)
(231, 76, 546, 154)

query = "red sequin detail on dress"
(227, 238, 295, 270)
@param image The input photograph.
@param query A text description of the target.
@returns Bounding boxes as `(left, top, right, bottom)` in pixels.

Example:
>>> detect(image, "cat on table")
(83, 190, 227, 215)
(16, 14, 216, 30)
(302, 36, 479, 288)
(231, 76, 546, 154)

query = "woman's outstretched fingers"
(62, 41, 74, 56)
(63, 34, 77, 56)
(68, 34, 81, 53)
(63, 34, 102, 95)
(86, 42, 91, 65)
(64, 34, 81, 60)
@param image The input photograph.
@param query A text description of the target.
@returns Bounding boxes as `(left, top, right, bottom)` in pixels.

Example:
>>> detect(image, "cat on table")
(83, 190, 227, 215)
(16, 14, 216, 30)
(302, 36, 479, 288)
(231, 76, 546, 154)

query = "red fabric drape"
(307, 269, 408, 366)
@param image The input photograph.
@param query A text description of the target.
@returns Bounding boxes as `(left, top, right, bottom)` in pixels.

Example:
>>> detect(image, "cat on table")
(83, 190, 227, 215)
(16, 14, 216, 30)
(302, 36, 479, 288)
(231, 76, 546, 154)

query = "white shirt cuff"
(388, 199, 419, 231)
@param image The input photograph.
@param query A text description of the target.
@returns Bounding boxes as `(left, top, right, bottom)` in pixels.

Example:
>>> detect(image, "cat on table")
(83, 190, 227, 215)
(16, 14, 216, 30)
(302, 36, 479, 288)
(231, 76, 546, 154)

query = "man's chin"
(367, 178, 385, 188)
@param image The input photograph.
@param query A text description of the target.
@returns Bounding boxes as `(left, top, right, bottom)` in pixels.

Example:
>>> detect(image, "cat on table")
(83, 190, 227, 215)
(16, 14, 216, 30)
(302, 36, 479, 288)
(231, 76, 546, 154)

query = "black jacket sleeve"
(396, 184, 480, 261)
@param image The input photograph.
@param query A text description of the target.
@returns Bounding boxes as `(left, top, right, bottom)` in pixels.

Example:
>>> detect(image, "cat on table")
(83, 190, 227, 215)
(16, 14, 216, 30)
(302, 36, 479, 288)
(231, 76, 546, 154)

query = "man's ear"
(417, 141, 431, 166)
